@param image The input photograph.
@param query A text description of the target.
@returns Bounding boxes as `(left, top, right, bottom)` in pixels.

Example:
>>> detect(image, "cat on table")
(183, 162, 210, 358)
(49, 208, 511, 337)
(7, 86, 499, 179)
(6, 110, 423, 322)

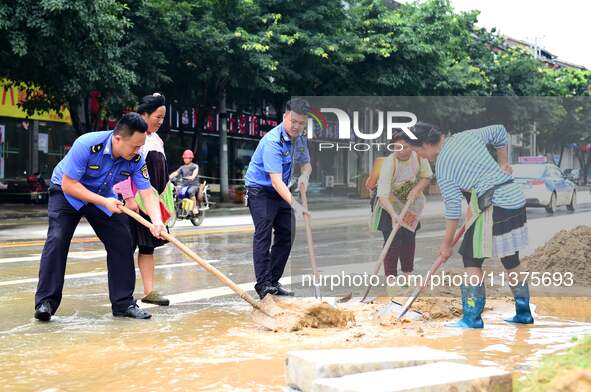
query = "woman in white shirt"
(375, 131, 433, 279)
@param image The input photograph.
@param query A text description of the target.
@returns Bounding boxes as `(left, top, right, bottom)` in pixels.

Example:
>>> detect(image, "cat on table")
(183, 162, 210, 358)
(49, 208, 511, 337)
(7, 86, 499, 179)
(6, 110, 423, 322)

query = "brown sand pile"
(377, 297, 462, 324)
(523, 226, 591, 285)
(251, 295, 476, 332)
(411, 297, 463, 320)
(252, 295, 355, 332)
(549, 369, 591, 392)
(377, 315, 413, 327)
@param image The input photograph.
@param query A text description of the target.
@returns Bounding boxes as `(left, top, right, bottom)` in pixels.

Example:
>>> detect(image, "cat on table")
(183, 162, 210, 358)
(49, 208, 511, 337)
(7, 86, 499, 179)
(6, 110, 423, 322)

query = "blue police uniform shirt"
(51, 130, 151, 216)
(244, 122, 310, 188)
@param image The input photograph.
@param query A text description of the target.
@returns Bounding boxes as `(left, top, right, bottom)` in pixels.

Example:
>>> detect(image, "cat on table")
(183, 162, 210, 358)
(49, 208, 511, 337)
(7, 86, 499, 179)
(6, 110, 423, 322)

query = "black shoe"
(112, 303, 152, 319)
(256, 285, 278, 300)
(34, 301, 53, 322)
(274, 282, 295, 297)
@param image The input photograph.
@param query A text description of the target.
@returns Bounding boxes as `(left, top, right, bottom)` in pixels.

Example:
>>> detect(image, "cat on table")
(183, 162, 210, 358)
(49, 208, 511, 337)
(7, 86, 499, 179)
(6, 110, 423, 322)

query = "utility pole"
(532, 121, 537, 156)
(219, 89, 229, 201)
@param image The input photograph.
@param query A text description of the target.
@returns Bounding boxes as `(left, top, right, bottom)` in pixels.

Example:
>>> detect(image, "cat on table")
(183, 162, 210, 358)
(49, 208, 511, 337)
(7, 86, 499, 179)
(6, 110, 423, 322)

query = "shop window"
(2, 118, 30, 178)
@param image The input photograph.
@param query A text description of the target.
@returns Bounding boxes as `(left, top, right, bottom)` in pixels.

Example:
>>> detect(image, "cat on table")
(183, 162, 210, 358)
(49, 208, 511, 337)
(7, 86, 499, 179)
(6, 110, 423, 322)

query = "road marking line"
(0, 215, 396, 249)
(0, 256, 40, 264)
(67, 250, 108, 259)
(0, 260, 220, 287)
(131, 277, 294, 309)
(0, 251, 108, 264)
(0, 218, 442, 250)
(0, 227, 255, 249)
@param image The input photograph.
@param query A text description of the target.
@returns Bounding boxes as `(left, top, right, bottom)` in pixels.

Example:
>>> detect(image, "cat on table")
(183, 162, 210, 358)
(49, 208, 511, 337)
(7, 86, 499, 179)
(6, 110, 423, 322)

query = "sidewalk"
(2, 191, 590, 222)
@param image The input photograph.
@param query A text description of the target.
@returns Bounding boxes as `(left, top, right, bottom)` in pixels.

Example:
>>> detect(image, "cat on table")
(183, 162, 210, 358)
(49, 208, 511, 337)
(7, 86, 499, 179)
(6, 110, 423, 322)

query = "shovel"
(299, 182, 322, 299)
(395, 223, 469, 320)
(121, 205, 356, 331)
(120, 205, 270, 315)
(359, 198, 413, 302)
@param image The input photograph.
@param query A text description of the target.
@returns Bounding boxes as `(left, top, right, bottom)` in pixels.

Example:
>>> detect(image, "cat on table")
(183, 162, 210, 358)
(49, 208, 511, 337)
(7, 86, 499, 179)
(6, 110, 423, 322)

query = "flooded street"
(5, 0, 591, 389)
(2, 296, 591, 391)
(1, 201, 591, 391)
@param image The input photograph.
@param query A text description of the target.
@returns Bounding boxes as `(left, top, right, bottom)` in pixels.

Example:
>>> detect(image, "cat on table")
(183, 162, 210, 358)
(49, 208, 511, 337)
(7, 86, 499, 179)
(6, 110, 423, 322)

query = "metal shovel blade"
(379, 301, 423, 321)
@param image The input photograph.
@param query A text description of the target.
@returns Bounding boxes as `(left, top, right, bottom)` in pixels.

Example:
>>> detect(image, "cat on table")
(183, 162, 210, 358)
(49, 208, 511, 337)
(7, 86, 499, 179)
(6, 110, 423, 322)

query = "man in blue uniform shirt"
(34, 113, 165, 321)
(244, 98, 312, 299)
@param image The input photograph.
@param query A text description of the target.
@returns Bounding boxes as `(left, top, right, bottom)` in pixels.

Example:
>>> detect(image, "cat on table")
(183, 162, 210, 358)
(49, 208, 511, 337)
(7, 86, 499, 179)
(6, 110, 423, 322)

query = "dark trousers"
(247, 186, 295, 293)
(35, 188, 136, 313)
(381, 226, 417, 276)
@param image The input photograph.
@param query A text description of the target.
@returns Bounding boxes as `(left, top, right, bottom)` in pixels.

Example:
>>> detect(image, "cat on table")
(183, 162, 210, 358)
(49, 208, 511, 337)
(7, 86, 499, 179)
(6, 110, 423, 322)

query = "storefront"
(160, 107, 279, 188)
(161, 107, 380, 196)
(0, 82, 75, 180)
(306, 119, 375, 195)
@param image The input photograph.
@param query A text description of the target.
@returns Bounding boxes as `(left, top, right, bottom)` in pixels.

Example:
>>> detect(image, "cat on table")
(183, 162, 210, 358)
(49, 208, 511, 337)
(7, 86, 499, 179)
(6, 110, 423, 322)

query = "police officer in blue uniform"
(244, 98, 312, 299)
(34, 113, 165, 321)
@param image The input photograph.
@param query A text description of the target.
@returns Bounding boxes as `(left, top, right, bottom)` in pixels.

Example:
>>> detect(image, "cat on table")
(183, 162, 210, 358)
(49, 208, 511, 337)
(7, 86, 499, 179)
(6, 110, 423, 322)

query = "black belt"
(246, 185, 282, 198)
(478, 179, 514, 211)
(49, 183, 63, 193)
(246, 185, 275, 192)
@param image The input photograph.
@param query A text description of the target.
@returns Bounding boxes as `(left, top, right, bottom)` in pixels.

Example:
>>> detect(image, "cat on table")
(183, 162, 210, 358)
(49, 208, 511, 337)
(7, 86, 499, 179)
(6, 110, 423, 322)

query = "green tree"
(344, 0, 495, 96)
(0, 0, 137, 134)
(259, 0, 360, 102)
(537, 68, 591, 175)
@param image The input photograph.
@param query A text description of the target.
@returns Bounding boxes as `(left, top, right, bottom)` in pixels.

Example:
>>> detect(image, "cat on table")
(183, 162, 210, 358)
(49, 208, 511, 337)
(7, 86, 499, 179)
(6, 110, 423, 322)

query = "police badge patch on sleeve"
(141, 164, 149, 179)
(90, 144, 103, 154)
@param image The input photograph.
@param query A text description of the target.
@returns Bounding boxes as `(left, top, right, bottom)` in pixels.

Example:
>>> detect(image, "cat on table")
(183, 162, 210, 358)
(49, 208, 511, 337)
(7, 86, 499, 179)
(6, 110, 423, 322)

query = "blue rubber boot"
(505, 283, 534, 324)
(446, 284, 485, 329)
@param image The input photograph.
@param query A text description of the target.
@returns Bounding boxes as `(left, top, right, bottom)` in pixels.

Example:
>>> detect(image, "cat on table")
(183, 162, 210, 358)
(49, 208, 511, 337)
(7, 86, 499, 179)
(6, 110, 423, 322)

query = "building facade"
(0, 82, 75, 181)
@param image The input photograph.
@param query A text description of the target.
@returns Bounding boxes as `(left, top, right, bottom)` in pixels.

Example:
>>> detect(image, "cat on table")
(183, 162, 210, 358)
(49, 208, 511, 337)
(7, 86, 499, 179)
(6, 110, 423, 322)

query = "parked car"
(512, 163, 576, 213)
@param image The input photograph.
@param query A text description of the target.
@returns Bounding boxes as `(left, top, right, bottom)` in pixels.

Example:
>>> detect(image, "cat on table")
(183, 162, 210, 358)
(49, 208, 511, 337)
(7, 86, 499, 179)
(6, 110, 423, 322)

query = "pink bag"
(113, 178, 136, 200)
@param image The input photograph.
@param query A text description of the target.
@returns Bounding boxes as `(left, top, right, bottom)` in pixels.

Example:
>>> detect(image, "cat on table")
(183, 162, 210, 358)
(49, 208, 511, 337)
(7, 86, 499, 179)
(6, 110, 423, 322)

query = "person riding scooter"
(169, 150, 200, 214)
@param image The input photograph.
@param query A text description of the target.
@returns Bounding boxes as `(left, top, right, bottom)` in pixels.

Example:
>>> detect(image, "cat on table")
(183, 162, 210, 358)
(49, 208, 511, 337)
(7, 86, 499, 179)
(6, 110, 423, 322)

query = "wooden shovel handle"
(299, 183, 321, 298)
(120, 205, 264, 312)
(397, 223, 468, 320)
(360, 198, 413, 301)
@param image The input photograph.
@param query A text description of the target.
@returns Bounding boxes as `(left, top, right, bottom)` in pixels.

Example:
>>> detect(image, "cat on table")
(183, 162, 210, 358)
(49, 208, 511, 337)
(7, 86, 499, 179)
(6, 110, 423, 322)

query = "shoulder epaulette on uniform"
(90, 143, 103, 153)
